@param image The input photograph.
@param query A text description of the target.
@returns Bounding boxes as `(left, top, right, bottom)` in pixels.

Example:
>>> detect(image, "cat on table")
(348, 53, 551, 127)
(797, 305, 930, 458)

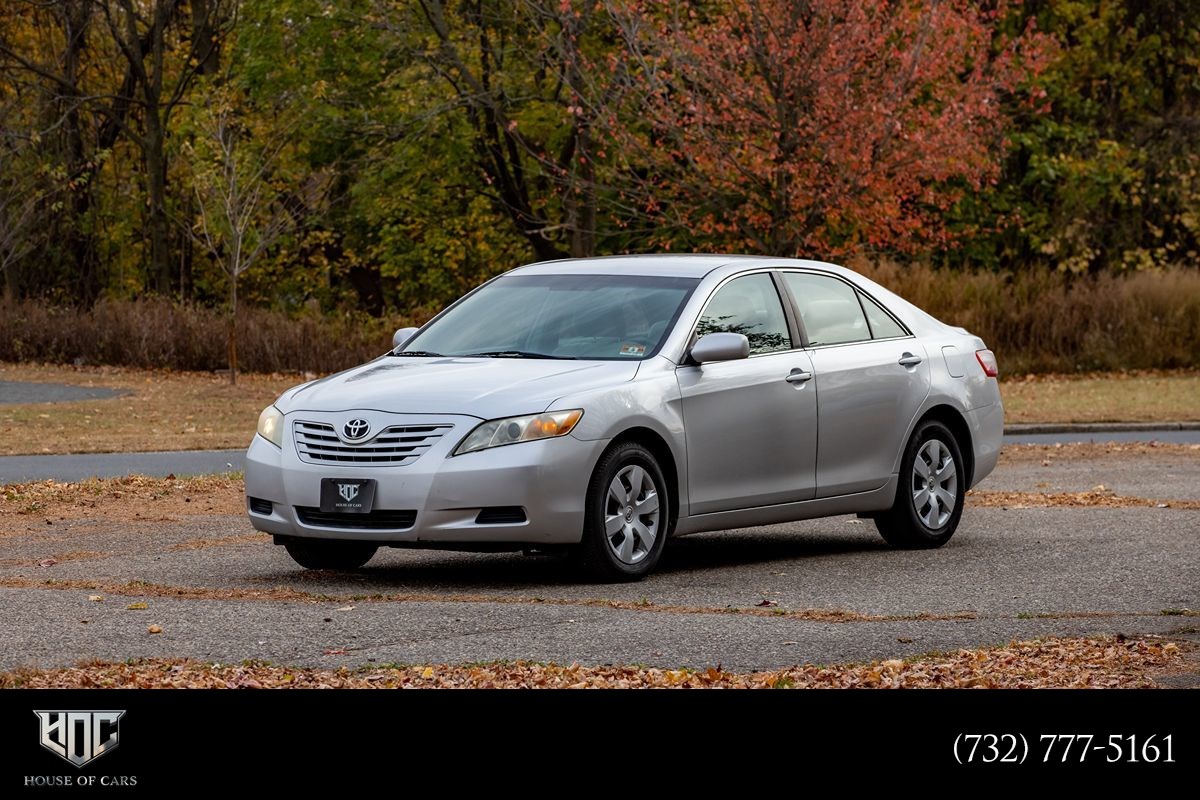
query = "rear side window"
(859, 292, 907, 339)
(696, 273, 791, 355)
(782, 273, 870, 346)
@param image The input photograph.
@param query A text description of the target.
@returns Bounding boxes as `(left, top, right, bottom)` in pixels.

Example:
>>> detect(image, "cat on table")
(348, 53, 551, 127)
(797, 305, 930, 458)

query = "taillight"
(976, 349, 998, 378)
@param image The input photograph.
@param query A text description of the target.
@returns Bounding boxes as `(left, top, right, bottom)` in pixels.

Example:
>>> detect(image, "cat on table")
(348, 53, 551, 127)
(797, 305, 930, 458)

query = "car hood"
(278, 356, 640, 419)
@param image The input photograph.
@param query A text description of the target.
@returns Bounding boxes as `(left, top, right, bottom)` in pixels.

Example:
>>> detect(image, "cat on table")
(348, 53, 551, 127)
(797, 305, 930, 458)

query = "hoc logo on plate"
(34, 711, 124, 768)
(342, 419, 370, 440)
(338, 483, 360, 502)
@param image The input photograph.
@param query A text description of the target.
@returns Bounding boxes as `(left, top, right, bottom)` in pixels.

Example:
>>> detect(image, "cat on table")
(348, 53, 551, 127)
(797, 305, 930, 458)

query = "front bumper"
(244, 411, 606, 545)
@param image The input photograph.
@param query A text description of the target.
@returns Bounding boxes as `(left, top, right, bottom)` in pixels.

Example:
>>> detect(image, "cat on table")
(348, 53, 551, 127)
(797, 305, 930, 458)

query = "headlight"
(257, 405, 284, 448)
(454, 409, 583, 455)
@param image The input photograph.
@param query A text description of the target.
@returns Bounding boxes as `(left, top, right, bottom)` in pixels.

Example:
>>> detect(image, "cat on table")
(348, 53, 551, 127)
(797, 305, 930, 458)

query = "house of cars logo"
(338, 483, 360, 502)
(342, 419, 370, 440)
(34, 711, 124, 768)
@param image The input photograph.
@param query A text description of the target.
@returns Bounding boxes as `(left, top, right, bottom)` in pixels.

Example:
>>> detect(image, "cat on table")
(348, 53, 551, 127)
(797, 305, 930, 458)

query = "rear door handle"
(785, 369, 813, 384)
(897, 353, 923, 367)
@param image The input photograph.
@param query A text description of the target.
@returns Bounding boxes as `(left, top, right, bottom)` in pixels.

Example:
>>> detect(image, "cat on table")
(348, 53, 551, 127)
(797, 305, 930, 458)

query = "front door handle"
(897, 353, 923, 367)
(785, 369, 813, 384)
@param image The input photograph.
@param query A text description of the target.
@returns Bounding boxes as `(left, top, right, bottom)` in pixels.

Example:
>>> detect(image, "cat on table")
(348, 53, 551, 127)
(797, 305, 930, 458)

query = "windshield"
(402, 273, 699, 360)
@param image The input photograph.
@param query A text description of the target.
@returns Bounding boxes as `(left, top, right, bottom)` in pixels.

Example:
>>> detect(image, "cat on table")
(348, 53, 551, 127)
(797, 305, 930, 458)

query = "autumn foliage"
(605, 0, 1053, 255)
(0, 638, 1182, 689)
(1, 0, 1198, 366)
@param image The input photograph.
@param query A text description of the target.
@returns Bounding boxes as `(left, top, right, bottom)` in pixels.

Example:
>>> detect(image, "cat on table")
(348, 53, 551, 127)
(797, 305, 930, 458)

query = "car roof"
(508, 254, 849, 279)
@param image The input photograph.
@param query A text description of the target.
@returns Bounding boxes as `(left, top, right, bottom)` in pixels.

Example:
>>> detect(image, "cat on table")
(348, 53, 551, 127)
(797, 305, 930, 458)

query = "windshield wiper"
(461, 350, 577, 360)
(391, 350, 443, 357)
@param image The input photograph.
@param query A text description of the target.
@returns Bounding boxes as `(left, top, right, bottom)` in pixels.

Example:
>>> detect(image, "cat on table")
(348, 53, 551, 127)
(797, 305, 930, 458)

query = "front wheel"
(284, 539, 378, 570)
(875, 420, 965, 549)
(572, 441, 670, 582)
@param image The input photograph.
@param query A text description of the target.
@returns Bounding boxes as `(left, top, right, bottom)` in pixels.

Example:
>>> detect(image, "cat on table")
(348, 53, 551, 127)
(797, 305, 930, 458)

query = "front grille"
(295, 507, 417, 530)
(293, 421, 452, 466)
(475, 506, 527, 524)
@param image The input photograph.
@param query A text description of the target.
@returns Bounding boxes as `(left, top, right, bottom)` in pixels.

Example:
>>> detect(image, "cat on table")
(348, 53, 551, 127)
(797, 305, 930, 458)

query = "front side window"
(402, 274, 698, 360)
(695, 273, 791, 355)
(782, 273, 870, 346)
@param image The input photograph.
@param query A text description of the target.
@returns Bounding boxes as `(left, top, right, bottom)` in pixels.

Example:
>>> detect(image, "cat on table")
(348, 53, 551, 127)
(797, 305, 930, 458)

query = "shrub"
(0, 297, 416, 374)
(854, 262, 1200, 374)
(2, 264, 1198, 375)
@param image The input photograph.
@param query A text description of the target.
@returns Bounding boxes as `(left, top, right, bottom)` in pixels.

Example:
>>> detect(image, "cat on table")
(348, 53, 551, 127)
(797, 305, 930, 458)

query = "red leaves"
(605, 0, 1055, 255)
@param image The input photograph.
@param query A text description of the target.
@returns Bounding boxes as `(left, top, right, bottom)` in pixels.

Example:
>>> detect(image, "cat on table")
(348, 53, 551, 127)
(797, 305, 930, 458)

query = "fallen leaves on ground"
(999, 441, 1200, 465)
(970, 488, 1200, 509)
(0, 637, 1181, 689)
(0, 474, 244, 533)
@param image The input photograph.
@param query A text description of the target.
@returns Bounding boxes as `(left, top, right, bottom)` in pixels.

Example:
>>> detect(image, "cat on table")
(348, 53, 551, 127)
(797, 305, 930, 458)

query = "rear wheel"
(284, 539, 377, 570)
(875, 420, 965, 549)
(573, 441, 670, 582)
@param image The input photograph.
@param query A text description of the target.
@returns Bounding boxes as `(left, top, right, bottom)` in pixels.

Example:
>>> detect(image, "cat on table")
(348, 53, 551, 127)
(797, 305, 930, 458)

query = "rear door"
(779, 271, 930, 498)
(676, 272, 818, 514)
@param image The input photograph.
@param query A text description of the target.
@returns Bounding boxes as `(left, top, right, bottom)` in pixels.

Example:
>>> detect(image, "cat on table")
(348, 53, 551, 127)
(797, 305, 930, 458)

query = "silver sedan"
(246, 255, 1003, 581)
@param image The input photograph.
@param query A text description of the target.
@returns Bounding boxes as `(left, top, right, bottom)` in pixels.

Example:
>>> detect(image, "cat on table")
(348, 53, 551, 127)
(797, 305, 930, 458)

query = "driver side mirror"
(690, 332, 750, 364)
(392, 326, 419, 351)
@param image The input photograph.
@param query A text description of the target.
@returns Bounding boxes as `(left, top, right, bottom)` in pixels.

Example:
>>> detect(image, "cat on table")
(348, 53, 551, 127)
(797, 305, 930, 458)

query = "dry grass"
(0, 296, 408, 374)
(3, 265, 1200, 377)
(1001, 370, 1200, 423)
(0, 637, 1182, 688)
(2, 362, 1198, 458)
(0, 362, 298, 454)
(858, 261, 1200, 374)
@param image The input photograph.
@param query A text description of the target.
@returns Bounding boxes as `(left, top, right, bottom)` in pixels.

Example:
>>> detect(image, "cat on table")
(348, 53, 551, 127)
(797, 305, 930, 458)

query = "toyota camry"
(246, 255, 1003, 581)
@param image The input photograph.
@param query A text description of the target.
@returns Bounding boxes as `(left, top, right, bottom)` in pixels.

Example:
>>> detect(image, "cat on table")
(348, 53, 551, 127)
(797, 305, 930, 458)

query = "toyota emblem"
(343, 419, 370, 440)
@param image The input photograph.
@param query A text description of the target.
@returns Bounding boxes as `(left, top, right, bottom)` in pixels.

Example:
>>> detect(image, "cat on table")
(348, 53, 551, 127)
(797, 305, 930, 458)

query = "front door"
(677, 273, 818, 515)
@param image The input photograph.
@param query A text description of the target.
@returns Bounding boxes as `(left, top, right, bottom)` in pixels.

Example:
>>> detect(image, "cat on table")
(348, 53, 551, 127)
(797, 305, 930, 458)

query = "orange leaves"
(607, 0, 1055, 256)
(0, 637, 1182, 689)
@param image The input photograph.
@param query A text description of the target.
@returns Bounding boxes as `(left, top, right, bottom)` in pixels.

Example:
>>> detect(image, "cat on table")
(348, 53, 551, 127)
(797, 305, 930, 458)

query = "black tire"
(875, 419, 965, 549)
(284, 539, 377, 570)
(572, 441, 671, 582)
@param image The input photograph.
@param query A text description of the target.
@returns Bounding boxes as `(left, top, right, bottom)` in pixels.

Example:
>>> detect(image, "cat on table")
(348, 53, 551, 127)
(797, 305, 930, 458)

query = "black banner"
(1, 689, 1191, 790)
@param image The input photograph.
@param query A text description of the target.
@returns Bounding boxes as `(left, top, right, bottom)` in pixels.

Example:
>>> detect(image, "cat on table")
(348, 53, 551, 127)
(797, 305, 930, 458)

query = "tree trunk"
(568, 125, 597, 258)
(144, 111, 173, 295)
(228, 272, 238, 385)
(59, 0, 102, 303)
(190, 0, 224, 76)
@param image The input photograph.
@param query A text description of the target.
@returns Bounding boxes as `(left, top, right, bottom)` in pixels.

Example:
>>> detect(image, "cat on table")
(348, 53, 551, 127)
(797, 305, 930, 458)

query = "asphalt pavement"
(0, 452, 1196, 673)
(0, 380, 126, 405)
(1, 380, 1196, 674)
(1002, 429, 1200, 445)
